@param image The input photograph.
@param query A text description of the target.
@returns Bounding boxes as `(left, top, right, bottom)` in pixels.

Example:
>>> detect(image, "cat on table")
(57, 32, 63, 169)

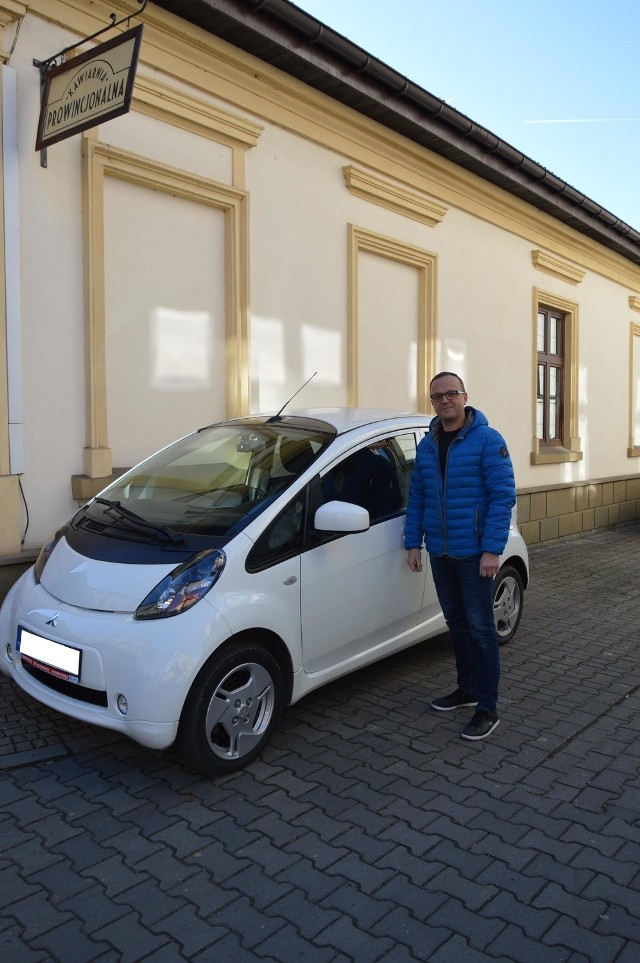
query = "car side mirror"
(314, 500, 370, 533)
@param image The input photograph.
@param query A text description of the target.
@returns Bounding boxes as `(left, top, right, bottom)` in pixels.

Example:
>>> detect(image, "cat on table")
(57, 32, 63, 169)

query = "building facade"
(1, 0, 639, 584)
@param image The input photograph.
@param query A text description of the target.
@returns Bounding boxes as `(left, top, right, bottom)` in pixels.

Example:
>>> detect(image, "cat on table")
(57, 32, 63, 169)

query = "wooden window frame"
(629, 322, 640, 458)
(537, 307, 564, 447)
(531, 289, 582, 465)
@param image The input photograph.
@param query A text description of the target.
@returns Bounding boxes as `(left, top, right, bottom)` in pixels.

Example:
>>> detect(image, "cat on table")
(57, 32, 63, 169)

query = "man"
(404, 372, 515, 740)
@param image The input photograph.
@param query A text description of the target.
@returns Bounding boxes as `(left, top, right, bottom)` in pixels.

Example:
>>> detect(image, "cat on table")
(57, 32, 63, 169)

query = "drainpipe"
(2, 64, 23, 475)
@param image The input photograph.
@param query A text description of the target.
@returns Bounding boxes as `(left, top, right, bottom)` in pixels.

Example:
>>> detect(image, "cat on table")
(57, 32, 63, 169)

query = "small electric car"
(0, 409, 528, 775)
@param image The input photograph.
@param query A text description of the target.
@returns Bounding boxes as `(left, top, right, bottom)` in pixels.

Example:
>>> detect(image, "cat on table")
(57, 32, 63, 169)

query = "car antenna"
(268, 371, 317, 423)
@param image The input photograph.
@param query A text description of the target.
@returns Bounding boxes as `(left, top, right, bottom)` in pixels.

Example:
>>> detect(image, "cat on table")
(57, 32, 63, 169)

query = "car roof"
(272, 407, 431, 435)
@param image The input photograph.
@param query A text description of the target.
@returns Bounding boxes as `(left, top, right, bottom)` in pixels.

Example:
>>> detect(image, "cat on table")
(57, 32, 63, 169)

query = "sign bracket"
(33, 0, 147, 166)
(35, 0, 147, 74)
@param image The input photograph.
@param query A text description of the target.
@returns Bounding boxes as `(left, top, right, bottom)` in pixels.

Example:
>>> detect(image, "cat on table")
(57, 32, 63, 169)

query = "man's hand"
(480, 552, 500, 577)
(407, 548, 423, 572)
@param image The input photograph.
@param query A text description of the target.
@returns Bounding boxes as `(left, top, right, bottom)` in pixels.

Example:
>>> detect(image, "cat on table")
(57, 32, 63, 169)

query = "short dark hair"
(430, 371, 466, 392)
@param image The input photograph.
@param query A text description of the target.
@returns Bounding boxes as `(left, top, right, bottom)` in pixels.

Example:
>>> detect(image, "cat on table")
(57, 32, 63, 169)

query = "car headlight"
(135, 549, 226, 620)
(34, 524, 69, 584)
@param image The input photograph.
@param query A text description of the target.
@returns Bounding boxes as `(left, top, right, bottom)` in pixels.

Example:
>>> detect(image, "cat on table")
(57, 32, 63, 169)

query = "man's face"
(430, 375, 467, 427)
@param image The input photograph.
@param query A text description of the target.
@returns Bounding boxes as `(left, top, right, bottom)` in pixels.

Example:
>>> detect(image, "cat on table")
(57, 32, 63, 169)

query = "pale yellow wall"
(101, 103, 234, 184)
(10, 12, 87, 547)
(0, 0, 639, 557)
(246, 125, 351, 411)
(103, 178, 227, 465)
(357, 253, 420, 410)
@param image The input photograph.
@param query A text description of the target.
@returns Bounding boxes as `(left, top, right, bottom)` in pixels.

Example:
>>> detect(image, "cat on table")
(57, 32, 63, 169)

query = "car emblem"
(45, 611, 61, 627)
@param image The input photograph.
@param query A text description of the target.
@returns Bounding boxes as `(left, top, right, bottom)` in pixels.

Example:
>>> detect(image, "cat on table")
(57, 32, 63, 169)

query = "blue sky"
(293, 0, 640, 231)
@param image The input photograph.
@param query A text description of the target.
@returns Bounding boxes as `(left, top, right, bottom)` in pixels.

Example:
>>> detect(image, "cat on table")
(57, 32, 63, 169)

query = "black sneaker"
(431, 689, 478, 712)
(461, 709, 500, 741)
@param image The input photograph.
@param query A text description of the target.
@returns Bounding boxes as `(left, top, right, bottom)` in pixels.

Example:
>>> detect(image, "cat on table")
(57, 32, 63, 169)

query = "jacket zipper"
(439, 430, 465, 556)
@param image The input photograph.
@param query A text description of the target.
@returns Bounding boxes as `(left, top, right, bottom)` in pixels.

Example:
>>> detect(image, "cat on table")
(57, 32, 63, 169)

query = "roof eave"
(152, 0, 640, 266)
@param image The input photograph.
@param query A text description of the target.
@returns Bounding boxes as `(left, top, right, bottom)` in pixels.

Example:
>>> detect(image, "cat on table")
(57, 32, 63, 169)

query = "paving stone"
(374, 873, 448, 920)
(132, 848, 201, 889)
(521, 853, 595, 896)
(0, 920, 50, 961)
(427, 839, 494, 881)
(0, 864, 48, 912)
(594, 905, 640, 942)
(483, 888, 559, 940)
(319, 881, 393, 931)
(28, 917, 115, 962)
(429, 933, 506, 962)
(150, 903, 228, 957)
(473, 835, 538, 874)
(282, 829, 349, 871)
(226, 863, 294, 911)
(244, 923, 335, 962)
(274, 855, 343, 902)
(316, 912, 397, 962)
(429, 894, 506, 950)
(541, 914, 623, 961)
(111, 877, 187, 927)
(489, 922, 574, 961)
(57, 882, 127, 935)
(4, 891, 75, 942)
(210, 894, 286, 951)
(369, 906, 452, 960)
(476, 857, 550, 906)
(427, 865, 498, 911)
(92, 911, 171, 961)
(612, 940, 640, 962)
(0, 818, 37, 854)
(266, 889, 341, 939)
(569, 845, 638, 886)
(376, 844, 446, 887)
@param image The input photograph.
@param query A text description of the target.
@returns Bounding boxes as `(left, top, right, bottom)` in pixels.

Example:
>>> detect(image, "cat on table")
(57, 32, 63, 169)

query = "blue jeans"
(430, 554, 499, 714)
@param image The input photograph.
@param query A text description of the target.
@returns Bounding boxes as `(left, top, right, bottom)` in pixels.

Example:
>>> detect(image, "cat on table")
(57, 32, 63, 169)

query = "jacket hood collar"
(430, 406, 488, 438)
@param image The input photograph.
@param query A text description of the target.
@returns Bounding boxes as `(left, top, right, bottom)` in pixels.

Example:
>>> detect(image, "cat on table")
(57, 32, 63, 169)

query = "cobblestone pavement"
(1, 523, 639, 962)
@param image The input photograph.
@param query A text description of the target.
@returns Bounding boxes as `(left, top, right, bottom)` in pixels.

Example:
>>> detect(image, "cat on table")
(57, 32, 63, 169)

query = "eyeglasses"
(430, 389, 465, 403)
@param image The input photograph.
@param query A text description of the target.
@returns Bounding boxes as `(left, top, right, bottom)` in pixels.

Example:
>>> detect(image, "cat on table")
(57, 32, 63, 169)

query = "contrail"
(523, 118, 640, 124)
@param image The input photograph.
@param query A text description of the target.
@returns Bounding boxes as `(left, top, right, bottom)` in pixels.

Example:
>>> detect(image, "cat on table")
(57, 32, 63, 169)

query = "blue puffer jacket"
(404, 407, 516, 558)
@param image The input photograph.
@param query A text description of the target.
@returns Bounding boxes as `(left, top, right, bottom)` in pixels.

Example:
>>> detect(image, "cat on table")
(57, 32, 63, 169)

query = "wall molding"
(133, 73, 262, 149)
(343, 165, 448, 227)
(76, 135, 250, 489)
(347, 225, 437, 409)
(532, 249, 586, 285)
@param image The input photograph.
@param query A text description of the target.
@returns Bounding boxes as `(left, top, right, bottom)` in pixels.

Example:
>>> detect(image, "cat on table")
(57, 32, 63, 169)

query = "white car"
(0, 410, 528, 775)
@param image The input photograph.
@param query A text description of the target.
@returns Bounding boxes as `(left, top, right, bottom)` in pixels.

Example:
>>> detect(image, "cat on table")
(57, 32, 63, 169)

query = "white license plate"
(17, 627, 81, 684)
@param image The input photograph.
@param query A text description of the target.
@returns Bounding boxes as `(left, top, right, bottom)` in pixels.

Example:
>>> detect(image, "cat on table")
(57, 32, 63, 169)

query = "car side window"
(245, 490, 307, 572)
(322, 433, 417, 524)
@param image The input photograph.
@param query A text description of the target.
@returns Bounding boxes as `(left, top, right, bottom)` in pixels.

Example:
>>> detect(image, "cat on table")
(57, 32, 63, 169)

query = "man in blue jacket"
(405, 371, 515, 740)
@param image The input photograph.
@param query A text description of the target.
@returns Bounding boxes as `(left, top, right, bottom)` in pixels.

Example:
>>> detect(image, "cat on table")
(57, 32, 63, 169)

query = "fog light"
(6, 644, 14, 663)
(116, 694, 128, 716)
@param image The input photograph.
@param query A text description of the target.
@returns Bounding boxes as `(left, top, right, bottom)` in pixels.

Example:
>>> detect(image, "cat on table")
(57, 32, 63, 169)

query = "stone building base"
(517, 475, 640, 544)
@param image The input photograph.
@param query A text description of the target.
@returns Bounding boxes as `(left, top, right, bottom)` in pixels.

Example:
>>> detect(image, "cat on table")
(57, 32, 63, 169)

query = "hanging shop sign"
(35, 25, 143, 152)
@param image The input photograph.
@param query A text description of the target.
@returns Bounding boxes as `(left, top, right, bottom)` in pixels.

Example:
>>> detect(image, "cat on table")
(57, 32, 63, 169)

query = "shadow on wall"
(0, 558, 36, 607)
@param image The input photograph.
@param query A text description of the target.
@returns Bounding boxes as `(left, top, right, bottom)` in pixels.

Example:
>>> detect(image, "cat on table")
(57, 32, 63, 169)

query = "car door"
(300, 431, 430, 674)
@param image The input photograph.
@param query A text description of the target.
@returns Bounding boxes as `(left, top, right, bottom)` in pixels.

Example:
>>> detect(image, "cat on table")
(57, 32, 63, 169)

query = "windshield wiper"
(94, 497, 184, 545)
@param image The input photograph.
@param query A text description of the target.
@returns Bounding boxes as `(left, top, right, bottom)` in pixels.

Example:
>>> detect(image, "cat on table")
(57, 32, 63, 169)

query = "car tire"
(178, 643, 284, 776)
(493, 564, 524, 645)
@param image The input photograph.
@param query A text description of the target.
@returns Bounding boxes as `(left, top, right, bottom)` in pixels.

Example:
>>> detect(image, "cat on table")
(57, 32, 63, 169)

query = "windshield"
(84, 419, 334, 539)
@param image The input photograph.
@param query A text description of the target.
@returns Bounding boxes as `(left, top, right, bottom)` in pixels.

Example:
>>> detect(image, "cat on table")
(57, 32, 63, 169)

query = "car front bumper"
(0, 569, 229, 751)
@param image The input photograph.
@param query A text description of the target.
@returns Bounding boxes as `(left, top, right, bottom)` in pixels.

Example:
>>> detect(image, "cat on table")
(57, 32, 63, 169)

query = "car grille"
(23, 663, 109, 707)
